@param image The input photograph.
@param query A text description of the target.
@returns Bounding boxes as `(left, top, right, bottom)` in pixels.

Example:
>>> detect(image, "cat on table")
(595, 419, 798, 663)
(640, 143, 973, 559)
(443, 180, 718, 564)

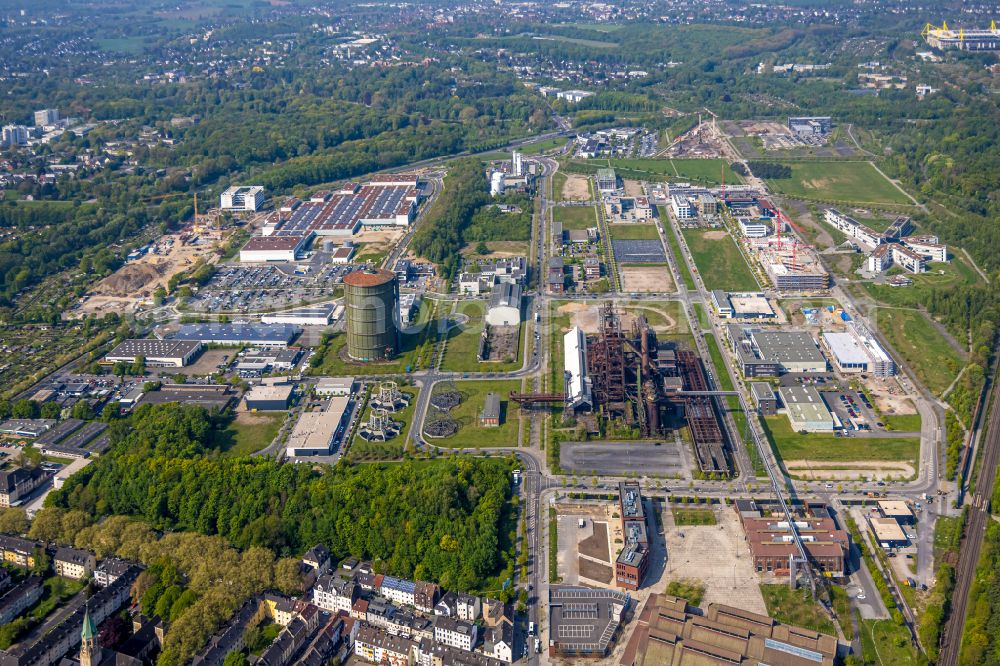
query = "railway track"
(938, 373, 1000, 666)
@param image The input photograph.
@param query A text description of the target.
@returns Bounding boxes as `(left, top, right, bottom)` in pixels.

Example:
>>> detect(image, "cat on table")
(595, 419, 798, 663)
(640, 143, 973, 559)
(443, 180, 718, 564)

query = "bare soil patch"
(623, 179, 645, 197)
(579, 558, 613, 584)
(579, 521, 610, 561)
(702, 230, 728, 240)
(561, 174, 591, 201)
(620, 265, 674, 294)
(784, 459, 915, 480)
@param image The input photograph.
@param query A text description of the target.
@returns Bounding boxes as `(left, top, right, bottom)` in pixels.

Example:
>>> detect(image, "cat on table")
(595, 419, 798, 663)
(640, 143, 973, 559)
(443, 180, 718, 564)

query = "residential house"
(313, 574, 358, 613)
(302, 544, 331, 575)
(380, 576, 417, 607)
(481, 622, 513, 663)
(0, 467, 48, 508)
(482, 599, 506, 628)
(455, 594, 481, 622)
(434, 591, 458, 617)
(94, 557, 134, 588)
(0, 576, 44, 624)
(0, 534, 41, 568)
(355, 624, 416, 666)
(434, 616, 478, 652)
(54, 547, 95, 580)
(414, 581, 440, 614)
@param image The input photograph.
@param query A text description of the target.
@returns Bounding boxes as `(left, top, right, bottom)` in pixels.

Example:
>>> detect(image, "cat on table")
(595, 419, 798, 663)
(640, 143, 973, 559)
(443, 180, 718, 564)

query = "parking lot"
(560, 440, 688, 477)
(187, 263, 354, 313)
(823, 389, 884, 432)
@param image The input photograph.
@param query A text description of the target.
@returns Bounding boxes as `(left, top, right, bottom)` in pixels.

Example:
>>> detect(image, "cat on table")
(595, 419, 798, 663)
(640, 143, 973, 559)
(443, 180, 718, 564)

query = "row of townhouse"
(356, 623, 511, 666)
(0, 535, 118, 583)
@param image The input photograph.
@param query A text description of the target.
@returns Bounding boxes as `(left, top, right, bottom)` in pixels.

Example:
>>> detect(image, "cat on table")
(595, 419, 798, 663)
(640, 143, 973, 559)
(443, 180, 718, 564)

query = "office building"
(221, 185, 266, 212)
(2, 125, 29, 147)
(105, 339, 203, 368)
(0, 467, 48, 508)
(787, 116, 832, 135)
(751, 382, 777, 416)
(739, 218, 770, 238)
(314, 377, 355, 397)
(595, 168, 619, 194)
(617, 481, 649, 590)
(779, 386, 835, 432)
(670, 194, 696, 220)
(34, 109, 59, 126)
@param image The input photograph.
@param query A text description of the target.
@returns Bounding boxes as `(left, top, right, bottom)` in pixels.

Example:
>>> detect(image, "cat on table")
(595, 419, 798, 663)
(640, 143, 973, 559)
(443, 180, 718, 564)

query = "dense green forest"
(51, 404, 516, 593)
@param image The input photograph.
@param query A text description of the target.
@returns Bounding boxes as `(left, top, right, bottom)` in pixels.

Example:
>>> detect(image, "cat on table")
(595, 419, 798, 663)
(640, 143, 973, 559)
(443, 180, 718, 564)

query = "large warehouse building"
(343, 268, 399, 361)
(286, 396, 351, 457)
(261, 303, 336, 326)
(779, 386, 835, 432)
(822, 322, 895, 377)
(239, 234, 312, 262)
(173, 323, 302, 347)
(728, 325, 827, 377)
(105, 339, 203, 367)
(564, 326, 592, 411)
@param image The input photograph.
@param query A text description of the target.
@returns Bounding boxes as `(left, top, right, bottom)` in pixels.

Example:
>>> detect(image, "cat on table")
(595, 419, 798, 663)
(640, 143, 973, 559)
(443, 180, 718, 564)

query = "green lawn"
(765, 161, 913, 205)
(658, 209, 696, 290)
(440, 301, 522, 373)
(762, 415, 919, 465)
(704, 334, 762, 474)
(426, 380, 522, 448)
(681, 229, 758, 292)
(552, 171, 568, 202)
(875, 307, 964, 396)
(664, 580, 705, 607)
(553, 205, 598, 230)
(219, 413, 285, 456)
(882, 413, 921, 432)
(672, 508, 717, 526)
(623, 301, 690, 338)
(605, 158, 744, 186)
(520, 136, 570, 154)
(703, 333, 735, 391)
(760, 584, 836, 635)
(608, 223, 660, 240)
(860, 619, 921, 665)
(692, 302, 709, 330)
(349, 387, 418, 461)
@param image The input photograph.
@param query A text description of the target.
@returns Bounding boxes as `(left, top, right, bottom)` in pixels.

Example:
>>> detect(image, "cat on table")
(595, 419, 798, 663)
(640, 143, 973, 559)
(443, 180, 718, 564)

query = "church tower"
(80, 604, 98, 666)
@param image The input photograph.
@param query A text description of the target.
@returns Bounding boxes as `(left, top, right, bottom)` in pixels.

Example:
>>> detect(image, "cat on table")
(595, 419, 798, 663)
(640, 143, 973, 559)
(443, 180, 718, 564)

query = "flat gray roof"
(106, 338, 201, 359)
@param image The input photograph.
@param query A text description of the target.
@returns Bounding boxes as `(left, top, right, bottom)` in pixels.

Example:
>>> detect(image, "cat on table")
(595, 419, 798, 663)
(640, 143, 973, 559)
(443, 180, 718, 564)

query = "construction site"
(742, 213, 831, 292)
(516, 303, 731, 476)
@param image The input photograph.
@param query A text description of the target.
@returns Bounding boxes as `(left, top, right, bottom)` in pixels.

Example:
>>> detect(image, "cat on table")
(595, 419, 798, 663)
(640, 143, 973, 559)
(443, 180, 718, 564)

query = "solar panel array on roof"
(611, 240, 667, 263)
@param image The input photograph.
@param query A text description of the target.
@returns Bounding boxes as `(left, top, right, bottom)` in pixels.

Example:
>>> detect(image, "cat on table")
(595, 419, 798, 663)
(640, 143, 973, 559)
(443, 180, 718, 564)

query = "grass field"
(551, 171, 568, 202)
(693, 302, 709, 330)
(563, 158, 743, 186)
(658, 209, 696, 290)
(762, 415, 919, 465)
(765, 161, 913, 205)
(883, 413, 922, 432)
(520, 136, 570, 154)
(760, 585, 836, 635)
(681, 229, 758, 292)
(219, 413, 285, 456)
(553, 205, 599, 230)
(428, 379, 522, 448)
(672, 508, 717, 526)
(862, 257, 980, 310)
(860, 619, 921, 665)
(441, 301, 522, 373)
(608, 223, 660, 240)
(875, 307, 964, 396)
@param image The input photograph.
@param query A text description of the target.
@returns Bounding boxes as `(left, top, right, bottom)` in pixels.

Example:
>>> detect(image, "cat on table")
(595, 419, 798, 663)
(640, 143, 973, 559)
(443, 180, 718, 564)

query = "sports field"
(681, 229, 758, 292)
(765, 161, 912, 205)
